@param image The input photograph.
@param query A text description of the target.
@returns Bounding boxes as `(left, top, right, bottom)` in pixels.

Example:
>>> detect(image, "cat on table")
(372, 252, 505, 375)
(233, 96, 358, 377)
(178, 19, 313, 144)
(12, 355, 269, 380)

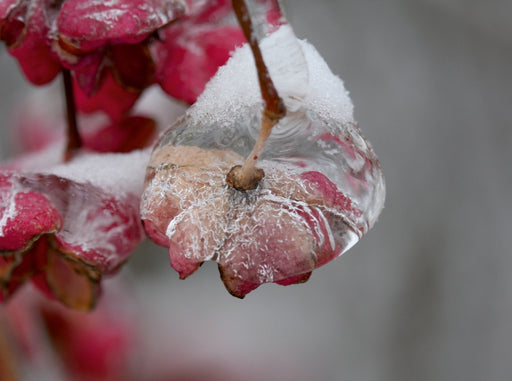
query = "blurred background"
(1, 0, 511, 380)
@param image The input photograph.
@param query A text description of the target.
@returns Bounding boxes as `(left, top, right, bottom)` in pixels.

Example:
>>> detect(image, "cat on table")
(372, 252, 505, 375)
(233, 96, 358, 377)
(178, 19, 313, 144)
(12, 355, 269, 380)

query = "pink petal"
(21, 173, 144, 274)
(184, 0, 233, 23)
(9, 93, 155, 156)
(40, 299, 133, 379)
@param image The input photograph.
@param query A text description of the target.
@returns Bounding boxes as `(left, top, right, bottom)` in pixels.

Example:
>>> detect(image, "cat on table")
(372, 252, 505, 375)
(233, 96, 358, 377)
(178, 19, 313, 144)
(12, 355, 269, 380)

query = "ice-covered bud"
(141, 25, 385, 297)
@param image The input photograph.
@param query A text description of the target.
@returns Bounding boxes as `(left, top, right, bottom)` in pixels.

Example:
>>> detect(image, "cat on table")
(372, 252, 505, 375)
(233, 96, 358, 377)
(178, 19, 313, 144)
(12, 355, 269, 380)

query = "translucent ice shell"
(141, 26, 385, 297)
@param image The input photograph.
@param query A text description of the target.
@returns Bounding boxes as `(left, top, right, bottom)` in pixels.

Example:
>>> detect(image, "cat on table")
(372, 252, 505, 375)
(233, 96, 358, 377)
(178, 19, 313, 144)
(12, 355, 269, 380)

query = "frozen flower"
(0, 148, 149, 309)
(141, 25, 385, 297)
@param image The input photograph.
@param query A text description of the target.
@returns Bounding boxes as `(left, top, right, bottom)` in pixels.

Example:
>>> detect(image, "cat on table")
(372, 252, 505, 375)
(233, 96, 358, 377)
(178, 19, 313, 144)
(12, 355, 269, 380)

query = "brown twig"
(62, 69, 82, 161)
(227, 0, 286, 191)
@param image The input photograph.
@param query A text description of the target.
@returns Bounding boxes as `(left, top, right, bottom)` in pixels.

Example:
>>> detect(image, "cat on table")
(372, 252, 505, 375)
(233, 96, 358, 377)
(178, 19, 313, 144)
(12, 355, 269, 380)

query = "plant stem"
(0, 324, 21, 381)
(227, 0, 286, 191)
(62, 69, 82, 161)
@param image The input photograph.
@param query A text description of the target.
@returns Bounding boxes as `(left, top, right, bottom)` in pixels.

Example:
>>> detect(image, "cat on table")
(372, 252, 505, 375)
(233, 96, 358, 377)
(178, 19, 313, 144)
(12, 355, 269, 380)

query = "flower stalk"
(226, 0, 286, 191)
(62, 69, 82, 161)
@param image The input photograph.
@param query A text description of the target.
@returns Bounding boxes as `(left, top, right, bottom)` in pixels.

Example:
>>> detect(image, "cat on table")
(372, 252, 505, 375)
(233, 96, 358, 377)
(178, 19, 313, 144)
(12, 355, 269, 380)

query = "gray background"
(1, 1, 511, 380)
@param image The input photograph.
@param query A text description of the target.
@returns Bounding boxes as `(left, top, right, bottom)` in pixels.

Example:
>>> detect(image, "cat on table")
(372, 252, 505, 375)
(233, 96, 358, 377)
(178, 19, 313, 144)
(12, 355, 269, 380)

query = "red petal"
(301, 171, 363, 222)
(74, 68, 141, 121)
(1, 0, 60, 85)
(0, 173, 61, 252)
(153, 0, 245, 103)
(20, 174, 144, 273)
(0, 0, 18, 20)
(109, 43, 155, 91)
(67, 51, 105, 96)
(56, 0, 187, 54)
(155, 26, 246, 104)
(82, 115, 157, 153)
(2, 281, 134, 378)
(218, 201, 317, 298)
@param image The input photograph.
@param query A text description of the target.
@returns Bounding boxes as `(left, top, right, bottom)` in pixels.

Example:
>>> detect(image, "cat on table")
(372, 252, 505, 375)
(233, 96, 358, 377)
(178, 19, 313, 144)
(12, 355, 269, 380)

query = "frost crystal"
(141, 25, 385, 297)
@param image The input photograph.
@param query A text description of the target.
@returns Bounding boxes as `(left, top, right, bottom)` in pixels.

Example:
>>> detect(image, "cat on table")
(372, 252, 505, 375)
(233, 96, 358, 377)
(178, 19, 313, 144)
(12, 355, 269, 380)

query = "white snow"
(0, 187, 18, 236)
(190, 24, 354, 128)
(42, 148, 151, 196)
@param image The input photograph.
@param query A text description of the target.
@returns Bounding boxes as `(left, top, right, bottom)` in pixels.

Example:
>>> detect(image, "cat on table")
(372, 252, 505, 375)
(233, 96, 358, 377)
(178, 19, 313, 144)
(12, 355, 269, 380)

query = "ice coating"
(141, 25, 385, 297)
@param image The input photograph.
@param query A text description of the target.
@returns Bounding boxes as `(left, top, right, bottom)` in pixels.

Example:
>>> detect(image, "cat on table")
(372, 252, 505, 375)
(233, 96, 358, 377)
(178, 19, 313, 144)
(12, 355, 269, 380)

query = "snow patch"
(190, 24, 354, 128)
(42, 148, 151, 196)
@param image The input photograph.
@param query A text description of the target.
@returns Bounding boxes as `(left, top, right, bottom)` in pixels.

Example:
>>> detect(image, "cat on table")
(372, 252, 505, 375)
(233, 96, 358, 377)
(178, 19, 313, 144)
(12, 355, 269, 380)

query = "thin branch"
(62, 69, 82, 161)
(227, 0, 286, 191)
